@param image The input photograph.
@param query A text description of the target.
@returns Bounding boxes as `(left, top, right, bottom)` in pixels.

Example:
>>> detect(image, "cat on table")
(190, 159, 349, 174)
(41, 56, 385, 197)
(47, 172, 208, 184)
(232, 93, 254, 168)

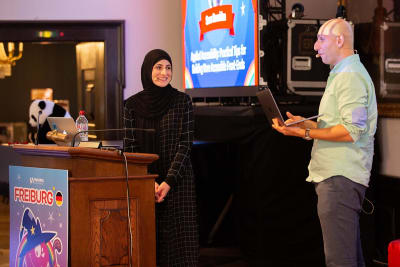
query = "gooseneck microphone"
(71, 128, 156, 148)
(35, 110, 43, 145)
(316, 54, 321, 58)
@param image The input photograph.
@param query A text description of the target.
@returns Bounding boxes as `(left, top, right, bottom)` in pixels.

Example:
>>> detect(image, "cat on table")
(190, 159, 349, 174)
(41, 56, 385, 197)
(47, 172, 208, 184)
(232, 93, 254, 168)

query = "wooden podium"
(13, 144, 158, 267)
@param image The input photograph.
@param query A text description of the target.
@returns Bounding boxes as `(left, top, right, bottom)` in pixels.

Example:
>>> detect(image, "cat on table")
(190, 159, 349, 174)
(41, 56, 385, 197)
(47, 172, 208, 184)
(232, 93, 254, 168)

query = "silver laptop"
(46, 117, 80, 146)
(256, 88, 322, 126)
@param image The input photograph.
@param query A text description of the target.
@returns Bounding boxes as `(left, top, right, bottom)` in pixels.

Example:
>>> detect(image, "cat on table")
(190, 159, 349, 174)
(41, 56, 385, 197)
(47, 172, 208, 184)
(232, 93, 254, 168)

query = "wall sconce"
(0, 42, 24, 79)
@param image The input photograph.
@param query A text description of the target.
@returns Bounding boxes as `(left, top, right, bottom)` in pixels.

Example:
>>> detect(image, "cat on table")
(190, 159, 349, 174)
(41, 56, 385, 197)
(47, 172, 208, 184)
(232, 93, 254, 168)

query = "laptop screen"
(46, 117, 79, 146)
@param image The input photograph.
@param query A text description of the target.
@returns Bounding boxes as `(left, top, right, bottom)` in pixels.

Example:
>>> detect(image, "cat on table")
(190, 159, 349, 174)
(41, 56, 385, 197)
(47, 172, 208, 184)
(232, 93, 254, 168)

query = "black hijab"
(124, 49, 179, 179)
(128, 49, 178, 118)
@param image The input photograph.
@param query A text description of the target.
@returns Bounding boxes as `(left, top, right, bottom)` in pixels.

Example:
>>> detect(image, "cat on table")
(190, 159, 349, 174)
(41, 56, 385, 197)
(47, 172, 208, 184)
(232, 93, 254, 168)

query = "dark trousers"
(315, 176, 367, 267)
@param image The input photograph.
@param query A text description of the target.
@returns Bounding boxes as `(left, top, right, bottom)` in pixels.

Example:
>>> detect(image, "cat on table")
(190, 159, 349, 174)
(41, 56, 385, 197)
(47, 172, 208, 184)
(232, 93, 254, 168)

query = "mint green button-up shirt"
(306, 54, 378, 187)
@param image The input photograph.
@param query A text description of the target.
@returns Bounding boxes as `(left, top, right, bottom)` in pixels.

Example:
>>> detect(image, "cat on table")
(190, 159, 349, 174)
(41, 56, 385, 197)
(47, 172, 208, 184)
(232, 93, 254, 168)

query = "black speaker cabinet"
(286, 19, 330, 95)
(380, 22, 400, 98)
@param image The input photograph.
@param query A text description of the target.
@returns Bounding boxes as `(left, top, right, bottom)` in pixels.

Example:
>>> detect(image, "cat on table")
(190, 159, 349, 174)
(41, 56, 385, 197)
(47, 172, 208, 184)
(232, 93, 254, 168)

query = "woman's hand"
(155, 182, 171, 203)
(154, 182, 160, 201)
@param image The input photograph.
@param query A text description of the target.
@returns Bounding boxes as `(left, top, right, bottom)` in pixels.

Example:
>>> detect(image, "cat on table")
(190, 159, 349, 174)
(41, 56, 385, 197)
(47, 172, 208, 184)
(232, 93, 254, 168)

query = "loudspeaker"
(286, 19, 330, 95)
(379, 22, 400, 98)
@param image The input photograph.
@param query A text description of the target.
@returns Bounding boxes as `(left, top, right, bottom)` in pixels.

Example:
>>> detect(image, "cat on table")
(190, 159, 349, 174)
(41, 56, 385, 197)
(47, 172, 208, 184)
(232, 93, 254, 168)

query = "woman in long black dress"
(123, 49, 199, 266)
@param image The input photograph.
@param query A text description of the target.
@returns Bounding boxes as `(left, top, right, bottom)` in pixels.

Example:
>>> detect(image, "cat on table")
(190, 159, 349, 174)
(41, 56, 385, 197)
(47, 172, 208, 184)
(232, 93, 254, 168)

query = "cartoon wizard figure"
(15, 208, 62, 267)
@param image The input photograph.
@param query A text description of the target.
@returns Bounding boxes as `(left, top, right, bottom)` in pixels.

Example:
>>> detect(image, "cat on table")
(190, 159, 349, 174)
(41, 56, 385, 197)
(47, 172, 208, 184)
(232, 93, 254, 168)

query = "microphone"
(316, 54, 321, 58)
(35, 110, 42, 145)
(71, 128, 156, 148)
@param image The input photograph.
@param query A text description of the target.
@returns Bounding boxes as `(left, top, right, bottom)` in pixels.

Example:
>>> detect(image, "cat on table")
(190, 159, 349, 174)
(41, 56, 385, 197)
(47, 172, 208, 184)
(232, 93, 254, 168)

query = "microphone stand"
(35, 110, 42, 145)
(71, 128, 156, 148)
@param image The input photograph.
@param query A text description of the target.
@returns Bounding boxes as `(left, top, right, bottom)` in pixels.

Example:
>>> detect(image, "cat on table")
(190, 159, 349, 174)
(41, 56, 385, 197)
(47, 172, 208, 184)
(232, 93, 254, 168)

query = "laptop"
(256, 88, 322, 126)
(46, 117, 80, 146)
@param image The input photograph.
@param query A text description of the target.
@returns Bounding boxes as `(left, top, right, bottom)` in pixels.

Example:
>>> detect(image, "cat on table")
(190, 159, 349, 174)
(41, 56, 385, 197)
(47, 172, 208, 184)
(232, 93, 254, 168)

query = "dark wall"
(0, 43, 78, 123)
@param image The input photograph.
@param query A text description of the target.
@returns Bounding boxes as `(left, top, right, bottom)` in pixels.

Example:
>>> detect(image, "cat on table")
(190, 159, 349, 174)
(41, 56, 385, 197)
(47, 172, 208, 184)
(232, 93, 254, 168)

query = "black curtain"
(192, 105, 325, 266)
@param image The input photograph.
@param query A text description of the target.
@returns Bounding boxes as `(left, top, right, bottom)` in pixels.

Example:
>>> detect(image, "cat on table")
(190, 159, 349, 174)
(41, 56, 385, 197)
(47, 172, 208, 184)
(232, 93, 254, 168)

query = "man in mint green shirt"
(273, 18, 377, 267)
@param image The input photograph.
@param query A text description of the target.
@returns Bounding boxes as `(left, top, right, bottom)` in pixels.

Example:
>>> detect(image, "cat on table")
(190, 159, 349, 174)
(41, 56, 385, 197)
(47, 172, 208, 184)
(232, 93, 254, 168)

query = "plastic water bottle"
(75, 110, 88, 142)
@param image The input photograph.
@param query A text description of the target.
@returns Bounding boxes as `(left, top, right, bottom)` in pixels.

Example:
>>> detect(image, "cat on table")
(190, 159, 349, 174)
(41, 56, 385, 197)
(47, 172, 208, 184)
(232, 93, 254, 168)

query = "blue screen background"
(184, 0, 256, 88)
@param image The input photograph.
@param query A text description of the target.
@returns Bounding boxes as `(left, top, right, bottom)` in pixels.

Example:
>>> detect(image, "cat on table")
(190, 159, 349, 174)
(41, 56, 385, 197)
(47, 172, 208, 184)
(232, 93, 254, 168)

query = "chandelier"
(0, 42, 24, 79)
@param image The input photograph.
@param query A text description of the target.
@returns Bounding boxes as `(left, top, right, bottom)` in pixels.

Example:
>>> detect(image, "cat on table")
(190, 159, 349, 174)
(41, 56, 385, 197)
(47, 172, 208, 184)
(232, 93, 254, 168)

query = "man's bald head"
(318, 18, 354, 50)
(314, 18, 355, 66)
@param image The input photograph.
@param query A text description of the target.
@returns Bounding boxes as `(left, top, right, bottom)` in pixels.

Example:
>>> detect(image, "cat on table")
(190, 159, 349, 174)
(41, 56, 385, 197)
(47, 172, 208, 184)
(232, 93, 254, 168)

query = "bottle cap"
(79, 110, 85, 115)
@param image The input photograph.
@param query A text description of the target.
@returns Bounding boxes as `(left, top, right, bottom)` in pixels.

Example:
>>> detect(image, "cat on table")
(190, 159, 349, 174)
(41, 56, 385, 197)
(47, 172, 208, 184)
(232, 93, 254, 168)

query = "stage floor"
(0, 195, 249, 267)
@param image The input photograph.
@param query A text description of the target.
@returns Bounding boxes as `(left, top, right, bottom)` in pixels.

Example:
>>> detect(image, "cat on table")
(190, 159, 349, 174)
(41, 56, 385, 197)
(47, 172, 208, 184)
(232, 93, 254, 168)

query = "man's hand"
(272, 117, 304, 138)
(155, 182, 171, 203)
(286, 112, 306, 129)
(286, 112, 318, 129)
(273, 115, 353, 142)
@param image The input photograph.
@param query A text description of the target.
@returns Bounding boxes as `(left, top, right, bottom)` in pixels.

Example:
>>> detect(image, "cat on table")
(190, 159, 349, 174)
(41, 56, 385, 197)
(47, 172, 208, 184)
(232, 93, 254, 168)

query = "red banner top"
(199, 5, 235, 41)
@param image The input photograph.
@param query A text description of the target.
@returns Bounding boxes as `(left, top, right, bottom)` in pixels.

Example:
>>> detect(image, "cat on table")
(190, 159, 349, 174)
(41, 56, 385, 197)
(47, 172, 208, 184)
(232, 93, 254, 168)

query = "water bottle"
(75, 110, 88, 142)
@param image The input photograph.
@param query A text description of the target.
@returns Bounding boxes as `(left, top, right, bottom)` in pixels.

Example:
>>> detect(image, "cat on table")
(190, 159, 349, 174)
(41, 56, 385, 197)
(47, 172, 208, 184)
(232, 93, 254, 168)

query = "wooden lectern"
(13, 144, 158, 267)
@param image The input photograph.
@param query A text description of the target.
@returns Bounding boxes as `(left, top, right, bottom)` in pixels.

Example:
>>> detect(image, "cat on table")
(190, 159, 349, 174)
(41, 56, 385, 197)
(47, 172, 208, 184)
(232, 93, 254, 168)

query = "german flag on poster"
(56, 191, 63, 207)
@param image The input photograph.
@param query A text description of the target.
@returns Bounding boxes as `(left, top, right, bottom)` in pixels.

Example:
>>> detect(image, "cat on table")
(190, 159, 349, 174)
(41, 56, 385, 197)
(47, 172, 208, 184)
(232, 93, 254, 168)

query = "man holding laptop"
(272, 18, 377, 267)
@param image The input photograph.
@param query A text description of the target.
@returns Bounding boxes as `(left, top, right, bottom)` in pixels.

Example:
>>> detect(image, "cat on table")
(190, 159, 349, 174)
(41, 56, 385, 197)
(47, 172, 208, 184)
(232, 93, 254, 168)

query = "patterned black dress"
(124, 91, 199, 266)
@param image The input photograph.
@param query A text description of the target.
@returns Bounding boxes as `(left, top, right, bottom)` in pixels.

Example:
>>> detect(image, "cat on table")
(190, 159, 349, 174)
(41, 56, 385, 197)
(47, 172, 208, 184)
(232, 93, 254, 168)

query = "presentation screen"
(182, 0, 258, 90)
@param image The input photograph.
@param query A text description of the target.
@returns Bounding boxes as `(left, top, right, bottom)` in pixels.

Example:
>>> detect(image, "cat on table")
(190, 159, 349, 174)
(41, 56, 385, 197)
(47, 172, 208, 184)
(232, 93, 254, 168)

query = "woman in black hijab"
(124, 49, 199, 266)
